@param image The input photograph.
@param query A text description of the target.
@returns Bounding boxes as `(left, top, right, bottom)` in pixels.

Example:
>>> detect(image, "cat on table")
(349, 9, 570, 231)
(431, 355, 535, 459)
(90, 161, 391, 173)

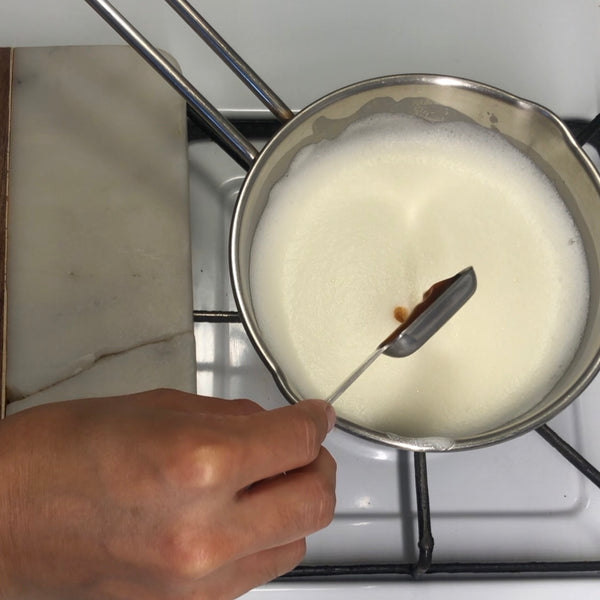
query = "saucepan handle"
(84, 0, 293, 171)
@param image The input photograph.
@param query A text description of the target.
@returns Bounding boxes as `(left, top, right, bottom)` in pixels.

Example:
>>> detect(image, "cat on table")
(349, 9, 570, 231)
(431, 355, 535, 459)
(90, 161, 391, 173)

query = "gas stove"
(188, 116, 600, 599)
(3, 1, 600, 598)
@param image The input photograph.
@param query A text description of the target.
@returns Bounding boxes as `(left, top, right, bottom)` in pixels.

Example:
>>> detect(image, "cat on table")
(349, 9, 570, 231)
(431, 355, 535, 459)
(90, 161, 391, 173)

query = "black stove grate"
(191, 115, 600, 581)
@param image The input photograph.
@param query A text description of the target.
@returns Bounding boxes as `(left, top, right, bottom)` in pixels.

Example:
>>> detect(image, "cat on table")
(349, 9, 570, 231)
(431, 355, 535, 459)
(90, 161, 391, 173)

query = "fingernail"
(325, 403, 336, 432)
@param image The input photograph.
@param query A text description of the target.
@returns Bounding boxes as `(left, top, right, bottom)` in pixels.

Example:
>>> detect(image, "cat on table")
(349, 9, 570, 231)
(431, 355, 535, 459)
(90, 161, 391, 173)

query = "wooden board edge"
(0, 48, 13, 420)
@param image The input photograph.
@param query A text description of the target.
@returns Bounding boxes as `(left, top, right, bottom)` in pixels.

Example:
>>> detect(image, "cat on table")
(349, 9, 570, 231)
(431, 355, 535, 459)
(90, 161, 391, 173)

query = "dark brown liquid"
(378, 272, 463, 348)
(393, 305, 409, 323)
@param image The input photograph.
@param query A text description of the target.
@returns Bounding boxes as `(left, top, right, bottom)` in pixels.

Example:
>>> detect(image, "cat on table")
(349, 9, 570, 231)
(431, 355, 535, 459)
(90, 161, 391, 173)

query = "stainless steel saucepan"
(86, 0, 600, 452)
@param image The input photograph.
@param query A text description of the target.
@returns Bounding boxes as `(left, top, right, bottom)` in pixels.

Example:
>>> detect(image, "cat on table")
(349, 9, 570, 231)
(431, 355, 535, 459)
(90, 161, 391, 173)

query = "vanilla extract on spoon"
(326, 267, 477, 405)
(393, 305, 409, 323)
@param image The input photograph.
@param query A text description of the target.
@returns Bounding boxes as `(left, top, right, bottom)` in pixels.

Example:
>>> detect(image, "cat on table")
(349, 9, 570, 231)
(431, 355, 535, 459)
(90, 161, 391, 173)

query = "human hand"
(0, 390, 336, 600)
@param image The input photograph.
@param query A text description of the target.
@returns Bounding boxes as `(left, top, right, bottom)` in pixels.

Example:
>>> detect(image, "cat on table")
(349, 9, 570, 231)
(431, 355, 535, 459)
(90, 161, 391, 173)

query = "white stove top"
(188, 132, 600, 600)
(3, 0, 600, 598)
(2, 0, 600, 118)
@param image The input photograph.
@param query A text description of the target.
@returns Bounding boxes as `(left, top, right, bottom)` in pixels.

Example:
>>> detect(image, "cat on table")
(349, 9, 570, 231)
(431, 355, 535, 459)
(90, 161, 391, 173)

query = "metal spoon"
(326, 266, 477, 405)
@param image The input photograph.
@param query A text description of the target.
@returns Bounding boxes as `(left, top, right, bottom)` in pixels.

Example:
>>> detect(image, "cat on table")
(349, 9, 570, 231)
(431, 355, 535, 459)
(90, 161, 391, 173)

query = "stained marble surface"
(6, 46, 195, 412)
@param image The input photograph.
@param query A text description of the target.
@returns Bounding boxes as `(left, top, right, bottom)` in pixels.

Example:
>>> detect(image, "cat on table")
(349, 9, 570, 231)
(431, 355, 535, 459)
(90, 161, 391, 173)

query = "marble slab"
(6, 46, 195, 413)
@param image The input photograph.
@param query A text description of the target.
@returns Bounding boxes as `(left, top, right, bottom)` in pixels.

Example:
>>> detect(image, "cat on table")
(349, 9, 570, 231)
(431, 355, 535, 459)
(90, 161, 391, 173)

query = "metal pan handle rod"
(163, 0, 294, 124)
(84, 0, 272, 170)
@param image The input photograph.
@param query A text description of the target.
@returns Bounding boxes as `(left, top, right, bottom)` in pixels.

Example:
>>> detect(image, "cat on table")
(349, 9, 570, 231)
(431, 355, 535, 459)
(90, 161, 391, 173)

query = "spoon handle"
(326, 346, 386, 405)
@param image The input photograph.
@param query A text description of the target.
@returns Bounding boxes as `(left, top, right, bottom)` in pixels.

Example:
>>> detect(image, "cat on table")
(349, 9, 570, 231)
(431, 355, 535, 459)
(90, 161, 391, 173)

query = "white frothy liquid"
(250, 114, 589, 439)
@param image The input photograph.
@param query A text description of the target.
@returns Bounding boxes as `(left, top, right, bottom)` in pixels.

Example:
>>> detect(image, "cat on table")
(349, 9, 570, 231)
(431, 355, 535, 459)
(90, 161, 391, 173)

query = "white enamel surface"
(243, 579, 600, 599)
(3, 0, 600, 598)
(1, 1, 599, 118)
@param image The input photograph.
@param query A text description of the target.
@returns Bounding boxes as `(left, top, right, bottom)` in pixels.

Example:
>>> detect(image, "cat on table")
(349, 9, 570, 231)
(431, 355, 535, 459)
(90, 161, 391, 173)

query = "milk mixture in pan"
(250, 114, 589, 439)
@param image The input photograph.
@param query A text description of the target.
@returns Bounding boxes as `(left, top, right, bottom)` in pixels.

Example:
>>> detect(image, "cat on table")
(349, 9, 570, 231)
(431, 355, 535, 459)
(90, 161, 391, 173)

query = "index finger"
(229, 399, 335, 489)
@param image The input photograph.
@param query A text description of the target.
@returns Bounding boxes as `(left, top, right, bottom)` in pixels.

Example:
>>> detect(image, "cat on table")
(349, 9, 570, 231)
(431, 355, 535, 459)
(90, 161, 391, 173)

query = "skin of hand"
(0, 389, 336, 600)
